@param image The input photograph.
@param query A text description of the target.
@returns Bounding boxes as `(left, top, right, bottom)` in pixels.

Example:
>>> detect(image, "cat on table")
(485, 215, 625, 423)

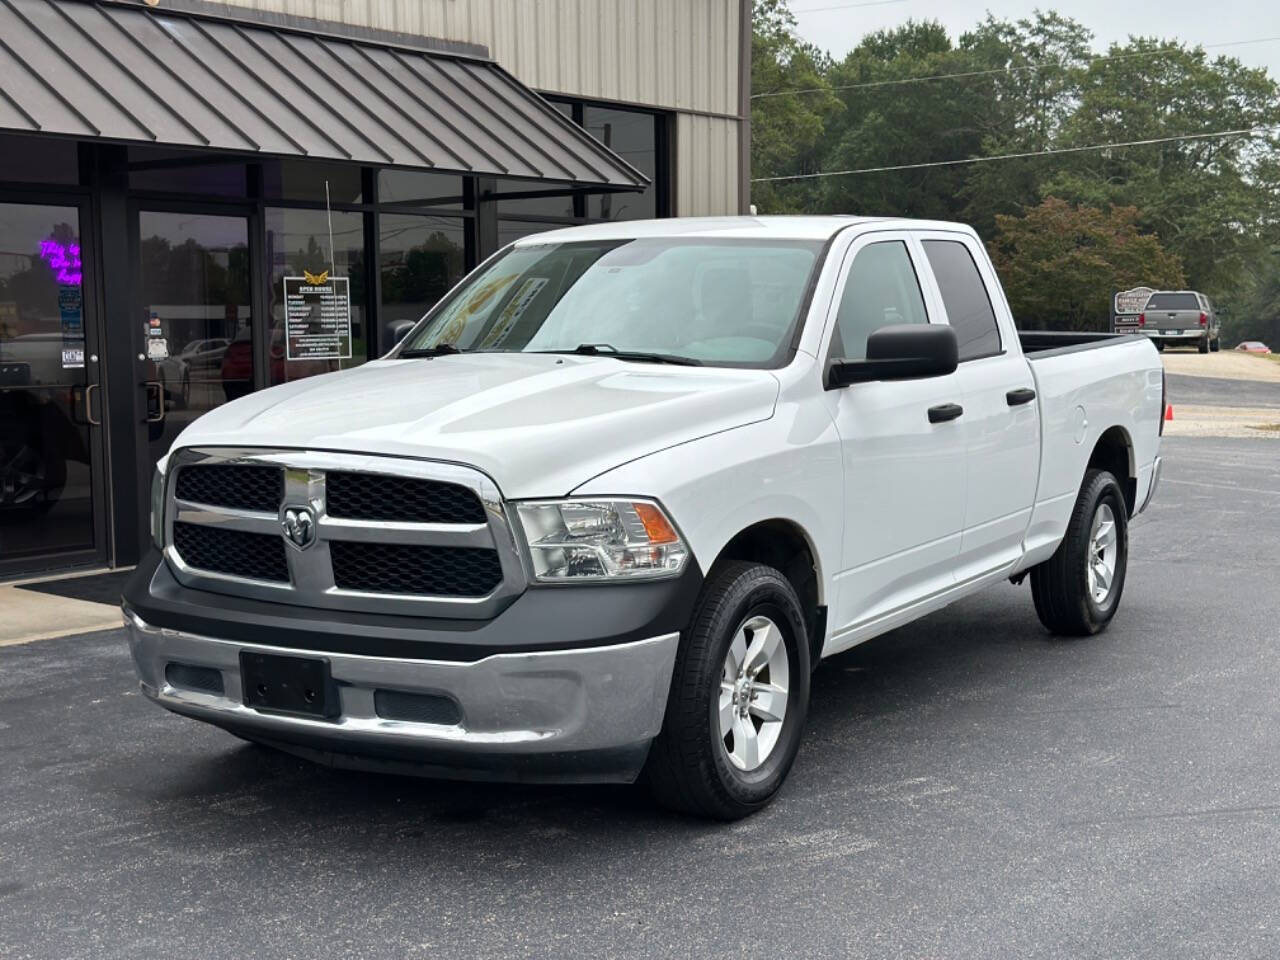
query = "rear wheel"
(1153, 340, 1165, 353)
(1198, 336, 1210, 353)
(644, 561, 811, 820)
(1210, 337, 1220, 353)
(1031, 469, 1129, 636)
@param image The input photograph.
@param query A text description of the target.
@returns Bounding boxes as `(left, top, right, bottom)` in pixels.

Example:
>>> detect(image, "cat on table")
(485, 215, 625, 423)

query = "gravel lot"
(3, 436, 1279, 960)
(1161, 350, 1280, 383)
(1161, 352, 1280, 438)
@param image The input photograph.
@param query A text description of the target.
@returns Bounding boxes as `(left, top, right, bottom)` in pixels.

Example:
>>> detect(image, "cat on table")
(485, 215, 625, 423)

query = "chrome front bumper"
(124, 608, 679, 783)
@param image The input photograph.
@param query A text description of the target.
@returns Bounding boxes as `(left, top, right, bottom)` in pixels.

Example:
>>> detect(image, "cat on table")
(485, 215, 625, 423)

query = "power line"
(788, 0, 908, 12)
(753, 34, 1280, 99)
(751, 125, 1279, 182)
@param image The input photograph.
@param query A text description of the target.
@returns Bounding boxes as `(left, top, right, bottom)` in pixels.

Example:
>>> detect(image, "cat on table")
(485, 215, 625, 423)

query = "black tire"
(644, 561, 811, 820)
(1030, 469, 1129, 636)
(1210, 337, 1220, 353)
(1198, 336, 1210, 354)
(1153, 340, 1165, 353)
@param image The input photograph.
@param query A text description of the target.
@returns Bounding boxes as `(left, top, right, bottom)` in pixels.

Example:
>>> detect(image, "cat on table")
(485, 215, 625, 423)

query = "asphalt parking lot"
(3, 435, 1279, 960)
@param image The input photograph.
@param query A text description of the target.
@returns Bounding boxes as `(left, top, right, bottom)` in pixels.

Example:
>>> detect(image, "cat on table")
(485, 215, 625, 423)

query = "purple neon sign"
(39, 238, 82, 286)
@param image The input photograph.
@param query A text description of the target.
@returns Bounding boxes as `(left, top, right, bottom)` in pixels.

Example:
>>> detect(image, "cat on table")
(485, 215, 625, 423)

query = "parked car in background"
(178, 337, 230, 374)
(126, 216, 1165, 820)
(1235, 341, 1272, 354)
(1138, 290, 1220, 353)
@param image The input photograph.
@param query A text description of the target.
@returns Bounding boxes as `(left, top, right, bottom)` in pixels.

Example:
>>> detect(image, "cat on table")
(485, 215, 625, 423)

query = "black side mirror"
(390, 322, 415, 348)
(826, 324, 959, 389)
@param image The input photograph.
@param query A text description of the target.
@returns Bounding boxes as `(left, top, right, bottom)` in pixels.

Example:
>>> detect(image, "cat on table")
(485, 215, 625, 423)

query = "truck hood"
(171, 353, 779, 498)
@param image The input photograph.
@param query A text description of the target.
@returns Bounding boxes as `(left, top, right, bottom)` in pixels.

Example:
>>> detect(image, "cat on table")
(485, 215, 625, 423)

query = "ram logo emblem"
(281, 506, 316, 550)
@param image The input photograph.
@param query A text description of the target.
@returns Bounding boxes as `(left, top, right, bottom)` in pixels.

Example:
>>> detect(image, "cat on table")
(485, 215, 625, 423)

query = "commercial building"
(0, 0, 750, 578)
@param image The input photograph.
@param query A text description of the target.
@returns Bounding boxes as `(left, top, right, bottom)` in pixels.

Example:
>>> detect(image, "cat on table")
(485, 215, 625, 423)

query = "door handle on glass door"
(1006, 387, 1036, 406)
(84, 383, 101, 426)
(144, 381, 166, 423)
(928, 403, 964, 424)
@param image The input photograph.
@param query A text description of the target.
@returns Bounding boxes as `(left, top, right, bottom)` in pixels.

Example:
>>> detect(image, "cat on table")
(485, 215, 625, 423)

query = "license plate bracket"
(240, 652, 338, 720)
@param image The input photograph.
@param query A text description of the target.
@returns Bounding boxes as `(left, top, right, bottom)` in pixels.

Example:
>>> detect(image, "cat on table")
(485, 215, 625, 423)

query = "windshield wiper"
(400, 342, 463, 359)
(540, 343, 703, 366)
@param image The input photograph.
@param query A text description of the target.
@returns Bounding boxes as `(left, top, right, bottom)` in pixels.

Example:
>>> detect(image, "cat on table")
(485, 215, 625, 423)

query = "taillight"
(1198, 312, 1207, 326)
(1159, 369, 1167, 436)
(1138, 312, 1146, 327)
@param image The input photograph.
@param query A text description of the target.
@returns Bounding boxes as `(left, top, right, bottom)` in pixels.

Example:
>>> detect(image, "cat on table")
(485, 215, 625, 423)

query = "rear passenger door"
(917, 233, 1039, 582)
(821, 233, 967, 637)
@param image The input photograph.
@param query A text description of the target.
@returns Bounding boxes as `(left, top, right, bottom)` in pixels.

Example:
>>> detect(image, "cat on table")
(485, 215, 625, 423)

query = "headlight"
(515, 499, 689, 582)
(150, 464, 166, 549)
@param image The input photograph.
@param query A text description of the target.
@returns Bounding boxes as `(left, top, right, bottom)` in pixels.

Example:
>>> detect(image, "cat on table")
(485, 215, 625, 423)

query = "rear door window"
(832, 240, 929, 360)
(1146, 293, 1200, 310)
(922, 240, 1002, 361)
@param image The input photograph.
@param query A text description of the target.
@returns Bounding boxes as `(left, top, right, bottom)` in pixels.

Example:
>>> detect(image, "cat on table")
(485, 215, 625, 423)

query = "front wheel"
(644, 562, 811, 820)
(1030, 469, 1129, 636)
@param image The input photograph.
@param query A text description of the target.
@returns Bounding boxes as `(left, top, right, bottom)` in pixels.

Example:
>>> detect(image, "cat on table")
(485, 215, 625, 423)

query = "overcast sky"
(789, 0, 1280, 79)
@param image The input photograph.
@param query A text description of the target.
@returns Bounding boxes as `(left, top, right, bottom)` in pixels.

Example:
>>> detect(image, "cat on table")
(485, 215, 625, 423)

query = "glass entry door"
(0, 200, 104, 575)
(135, 210, 253, 478)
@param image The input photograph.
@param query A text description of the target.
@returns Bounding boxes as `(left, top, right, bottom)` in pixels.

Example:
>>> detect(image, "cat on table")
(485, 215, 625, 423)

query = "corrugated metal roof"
(0, 0, 649, 189)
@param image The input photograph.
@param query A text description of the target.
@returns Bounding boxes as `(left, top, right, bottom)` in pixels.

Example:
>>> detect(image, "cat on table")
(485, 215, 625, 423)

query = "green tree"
(815, 20, 983, 219)
(749, 0, 842, 213)
(988, 198, 1186, 331)
(955, 12, 1092, 234)
(1041, 38, 1280, 297)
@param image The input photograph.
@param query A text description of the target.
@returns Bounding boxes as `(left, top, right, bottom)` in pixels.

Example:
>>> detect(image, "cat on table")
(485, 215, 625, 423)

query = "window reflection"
(378, 214, 465, 349)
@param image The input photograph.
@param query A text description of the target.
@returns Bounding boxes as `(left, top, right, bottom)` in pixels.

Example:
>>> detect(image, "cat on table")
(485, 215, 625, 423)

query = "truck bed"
(1018, 330, 1147, 357)
(1015, 330, 1163, 570)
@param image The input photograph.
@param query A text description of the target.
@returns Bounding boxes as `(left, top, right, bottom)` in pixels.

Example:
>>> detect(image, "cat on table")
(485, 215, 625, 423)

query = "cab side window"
(832, 241, 929, 360)
(922, 239, 1002, 361)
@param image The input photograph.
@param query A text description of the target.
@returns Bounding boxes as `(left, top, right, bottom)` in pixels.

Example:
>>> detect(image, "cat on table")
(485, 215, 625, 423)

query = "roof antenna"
(325, 179, 336, 277)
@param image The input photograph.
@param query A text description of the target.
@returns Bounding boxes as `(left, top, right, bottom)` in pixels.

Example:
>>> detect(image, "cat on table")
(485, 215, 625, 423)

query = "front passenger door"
(822, 235, 967, 641)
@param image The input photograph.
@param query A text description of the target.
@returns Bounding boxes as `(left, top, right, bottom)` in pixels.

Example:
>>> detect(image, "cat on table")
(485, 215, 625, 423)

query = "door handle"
(144, 381, 165, 423)
(85, 382, 101, 426)
(1006, 387, 1036, 406)
(928, 403, 964, 424)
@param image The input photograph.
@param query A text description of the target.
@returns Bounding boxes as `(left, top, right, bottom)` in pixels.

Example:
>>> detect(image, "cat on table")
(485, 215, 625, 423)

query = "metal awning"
(0, 0, 649, 190)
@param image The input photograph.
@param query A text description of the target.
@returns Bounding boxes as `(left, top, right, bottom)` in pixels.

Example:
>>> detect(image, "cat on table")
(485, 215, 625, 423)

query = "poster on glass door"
(283, 270, 352, 361)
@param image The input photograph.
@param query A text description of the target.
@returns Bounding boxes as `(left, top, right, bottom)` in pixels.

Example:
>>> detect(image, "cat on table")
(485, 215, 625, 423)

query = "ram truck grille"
(325, 472, 487, 524)
(163, 449, 525, 619)
(172, 521, 290, 583)
(175, 464, 283, 512)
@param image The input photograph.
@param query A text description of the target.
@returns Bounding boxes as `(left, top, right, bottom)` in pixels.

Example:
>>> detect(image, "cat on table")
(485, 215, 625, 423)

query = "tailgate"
(1147, 308, 1200, 332)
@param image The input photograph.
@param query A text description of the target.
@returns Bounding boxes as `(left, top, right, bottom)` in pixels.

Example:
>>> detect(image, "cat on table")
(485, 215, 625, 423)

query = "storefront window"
(263, 160, 363, 204)
(265, 207, 368, 386)
(128, 147, 248, 197)
(137, 211, 252, 473)
(0, 135, 79, 185)
(584, 107, 657, 221)
(495, 179, 575, 219)
(0, 203, 94, 565)
(378, 170, 464, 209)
(379, 214, 466, 349)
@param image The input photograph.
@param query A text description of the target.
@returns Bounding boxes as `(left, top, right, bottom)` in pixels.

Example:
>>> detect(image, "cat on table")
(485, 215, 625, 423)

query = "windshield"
(396, 238, 824, 367)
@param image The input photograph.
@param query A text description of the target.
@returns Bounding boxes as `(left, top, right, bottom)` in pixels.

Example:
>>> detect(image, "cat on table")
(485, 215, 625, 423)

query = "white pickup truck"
(124, 217, 1165, 819)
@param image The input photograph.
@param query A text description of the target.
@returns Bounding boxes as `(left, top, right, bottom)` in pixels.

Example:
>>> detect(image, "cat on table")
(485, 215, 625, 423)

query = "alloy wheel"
(1087, 502, 1118, 605)
(718, 614, 790, 772)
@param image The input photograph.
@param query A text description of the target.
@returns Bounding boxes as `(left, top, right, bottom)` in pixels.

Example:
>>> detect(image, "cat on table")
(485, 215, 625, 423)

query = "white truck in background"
(124, 217, 1165, 819)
